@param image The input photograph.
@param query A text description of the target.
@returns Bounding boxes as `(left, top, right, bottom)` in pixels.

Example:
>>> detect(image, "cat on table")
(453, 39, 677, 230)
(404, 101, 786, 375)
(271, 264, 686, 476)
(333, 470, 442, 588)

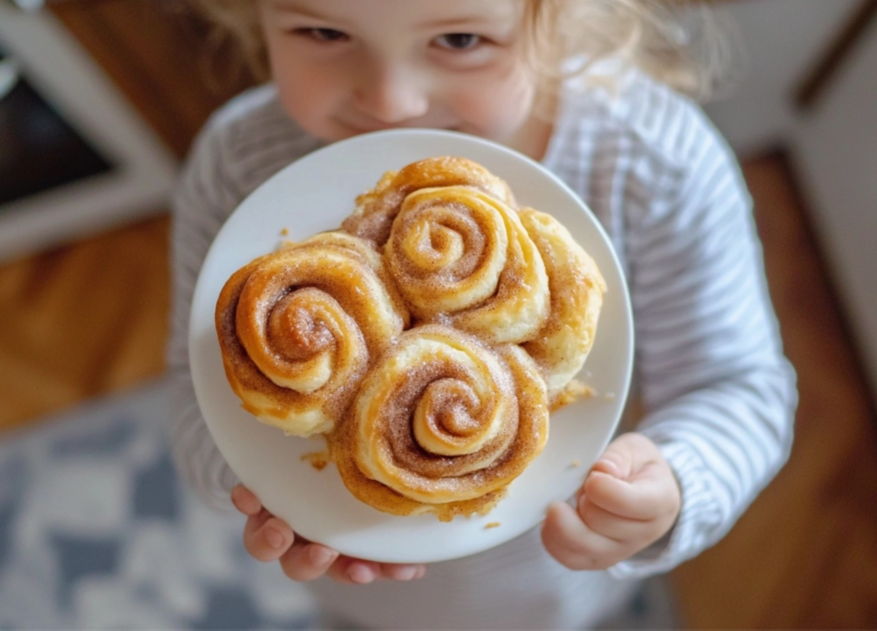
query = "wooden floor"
(0, 216, 170, 429)
(1, 153, 876, 628)
(671, 154, 877, 629)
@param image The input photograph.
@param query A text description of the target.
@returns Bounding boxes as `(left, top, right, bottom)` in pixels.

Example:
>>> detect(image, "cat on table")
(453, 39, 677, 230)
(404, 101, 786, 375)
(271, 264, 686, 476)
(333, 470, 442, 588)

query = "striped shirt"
(168, 69, 797, 629)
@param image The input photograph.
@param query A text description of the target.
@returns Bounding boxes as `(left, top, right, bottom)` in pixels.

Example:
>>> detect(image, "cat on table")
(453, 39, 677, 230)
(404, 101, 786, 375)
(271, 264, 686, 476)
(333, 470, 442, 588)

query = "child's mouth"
(341, 119, 461, 135)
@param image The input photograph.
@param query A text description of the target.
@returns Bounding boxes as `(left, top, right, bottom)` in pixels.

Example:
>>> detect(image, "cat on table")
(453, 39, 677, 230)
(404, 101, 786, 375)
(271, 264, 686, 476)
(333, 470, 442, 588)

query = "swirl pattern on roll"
(519, 209, 607, 404)
(329, 325, 549, 521)
(215, 156, 607, 520)
(342, 156, 516, 246)
(386, 185, 550, 345)
(215, 232, 409, 436)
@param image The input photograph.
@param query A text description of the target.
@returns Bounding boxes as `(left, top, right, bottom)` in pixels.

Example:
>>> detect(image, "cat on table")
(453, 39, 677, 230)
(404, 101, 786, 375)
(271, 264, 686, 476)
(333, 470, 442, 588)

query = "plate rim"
(188, 128, 635, 563)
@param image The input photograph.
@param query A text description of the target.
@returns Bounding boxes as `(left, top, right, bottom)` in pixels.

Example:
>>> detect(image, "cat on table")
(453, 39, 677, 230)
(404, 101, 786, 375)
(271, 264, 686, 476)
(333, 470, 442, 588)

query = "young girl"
(168, 0, 797, 628)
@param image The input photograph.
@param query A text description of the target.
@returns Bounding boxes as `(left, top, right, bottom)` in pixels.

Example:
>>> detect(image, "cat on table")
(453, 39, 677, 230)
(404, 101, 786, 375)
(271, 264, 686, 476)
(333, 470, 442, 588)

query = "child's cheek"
(274, 69, 339, 138)
(448, 82, 534, 140)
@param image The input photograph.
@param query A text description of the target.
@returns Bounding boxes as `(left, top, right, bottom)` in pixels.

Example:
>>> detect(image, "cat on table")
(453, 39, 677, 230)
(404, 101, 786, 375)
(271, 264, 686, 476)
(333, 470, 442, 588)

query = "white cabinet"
(0, 5, 176, 262)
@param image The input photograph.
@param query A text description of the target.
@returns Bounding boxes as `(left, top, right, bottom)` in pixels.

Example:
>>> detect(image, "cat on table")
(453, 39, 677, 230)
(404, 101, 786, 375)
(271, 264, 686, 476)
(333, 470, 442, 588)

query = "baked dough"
(520, 209, 607, 405)
(342, 156, 516, 245)
(329, 325, 549, 521)
(215, 232, 408, 436)
(385, 185, 550, 345)
(214, 156, 606, 519)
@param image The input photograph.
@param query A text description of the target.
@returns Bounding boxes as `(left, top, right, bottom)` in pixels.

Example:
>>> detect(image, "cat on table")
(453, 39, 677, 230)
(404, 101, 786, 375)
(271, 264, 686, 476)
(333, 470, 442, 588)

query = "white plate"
(189, 129, 634, 564)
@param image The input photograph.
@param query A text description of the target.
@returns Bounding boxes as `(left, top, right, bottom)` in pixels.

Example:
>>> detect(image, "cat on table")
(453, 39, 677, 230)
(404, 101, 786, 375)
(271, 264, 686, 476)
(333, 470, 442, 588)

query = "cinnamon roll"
(385, 185, 550, 345)
(213, 155, 608, 520)
(519, 209, 607, 405)
(341, 156, 516, 246)
(329, 325, 549, 521)
(215, 232, 409, 436)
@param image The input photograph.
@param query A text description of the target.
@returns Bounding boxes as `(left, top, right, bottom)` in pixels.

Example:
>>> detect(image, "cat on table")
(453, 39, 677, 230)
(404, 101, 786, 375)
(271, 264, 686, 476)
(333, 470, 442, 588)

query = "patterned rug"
(0, 379, 315, 629)
(0, 378, 679, 629)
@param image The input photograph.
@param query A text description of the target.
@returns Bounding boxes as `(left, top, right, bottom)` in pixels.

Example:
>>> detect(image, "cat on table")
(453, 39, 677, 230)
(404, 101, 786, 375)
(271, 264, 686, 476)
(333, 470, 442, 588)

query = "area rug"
(0, 378, 679, 629)
(0, 379, 316, 629)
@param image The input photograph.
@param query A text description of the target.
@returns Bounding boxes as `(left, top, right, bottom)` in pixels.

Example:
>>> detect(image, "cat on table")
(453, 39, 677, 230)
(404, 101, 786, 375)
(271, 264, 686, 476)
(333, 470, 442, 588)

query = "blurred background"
(0, 0, 875, 628)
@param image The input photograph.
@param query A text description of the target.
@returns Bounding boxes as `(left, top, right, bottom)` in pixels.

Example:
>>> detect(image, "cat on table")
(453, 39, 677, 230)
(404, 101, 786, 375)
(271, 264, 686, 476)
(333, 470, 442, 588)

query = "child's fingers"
(541, 502, 620, 570)
(326, 556, 383, 585)
(324, 557, 425, 583)
(278, 541, 340, 582)
(379, 563, 427, 581)
(583, 467, 671, 520)
(243, 514, 295, 562)
(243, 507, 272, 536)
(577, 496, 648, 543)
(231, 481, 425, 584)
(231, 484, 262, 516)
(594, 433, 660, 479)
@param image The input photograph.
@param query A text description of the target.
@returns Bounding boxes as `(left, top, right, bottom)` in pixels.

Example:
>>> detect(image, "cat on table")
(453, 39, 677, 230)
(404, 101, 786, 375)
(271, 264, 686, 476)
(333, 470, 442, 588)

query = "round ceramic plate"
(189, 129, 634, 564)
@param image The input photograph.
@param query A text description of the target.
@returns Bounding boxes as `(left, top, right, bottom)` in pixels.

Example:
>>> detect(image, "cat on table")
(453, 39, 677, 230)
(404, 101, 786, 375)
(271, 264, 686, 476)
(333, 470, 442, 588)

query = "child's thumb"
(590, 457, 623, 478)
(591, 433, 656, 481)
(590, 441, 633, 480)
(231, 484, 262, 516)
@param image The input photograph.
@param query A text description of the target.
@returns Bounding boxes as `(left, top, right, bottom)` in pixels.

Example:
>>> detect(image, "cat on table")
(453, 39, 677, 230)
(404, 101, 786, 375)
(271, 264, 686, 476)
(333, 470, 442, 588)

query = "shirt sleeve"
(166, 120, 245, 511)
(608, 121, 798, 579)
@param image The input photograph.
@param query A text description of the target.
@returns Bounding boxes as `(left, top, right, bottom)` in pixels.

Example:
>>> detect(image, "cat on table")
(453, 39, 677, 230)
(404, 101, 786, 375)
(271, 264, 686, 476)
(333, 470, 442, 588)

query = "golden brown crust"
(384, 185, 550, 346)
(341, 156, 516, 246)
(215, 232, 408, 436)
(327, 325, 548, 520)
(215, 157, 607, 519)
(519, 209, 607, 407)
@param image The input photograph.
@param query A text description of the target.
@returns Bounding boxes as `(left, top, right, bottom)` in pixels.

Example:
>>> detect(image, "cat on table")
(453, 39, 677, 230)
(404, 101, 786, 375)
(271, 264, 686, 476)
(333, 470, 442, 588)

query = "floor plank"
(0, 214, 170, 431)
(670, 153, 877, 629)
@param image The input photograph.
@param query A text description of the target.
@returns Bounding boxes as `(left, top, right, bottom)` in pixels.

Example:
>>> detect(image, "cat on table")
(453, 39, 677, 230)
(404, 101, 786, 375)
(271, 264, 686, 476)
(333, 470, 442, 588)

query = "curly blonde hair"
(186, 0, 735, 103)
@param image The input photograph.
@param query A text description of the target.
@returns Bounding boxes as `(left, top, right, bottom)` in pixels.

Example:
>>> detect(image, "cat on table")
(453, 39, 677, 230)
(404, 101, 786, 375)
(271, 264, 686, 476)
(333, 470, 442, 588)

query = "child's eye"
(295, 28, 349, 43)
(433, 33, 483, 51)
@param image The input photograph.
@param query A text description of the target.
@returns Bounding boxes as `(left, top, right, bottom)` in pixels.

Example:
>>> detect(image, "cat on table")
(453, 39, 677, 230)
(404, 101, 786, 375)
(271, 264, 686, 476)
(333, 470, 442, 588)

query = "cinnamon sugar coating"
(214, 156, 606, 519)
(328, 326, 548, 521)
(215, 232, 408, 436)
(342, 156, 515, 245)
(385, 185, 550, 345)
(519, 209, 607, 406)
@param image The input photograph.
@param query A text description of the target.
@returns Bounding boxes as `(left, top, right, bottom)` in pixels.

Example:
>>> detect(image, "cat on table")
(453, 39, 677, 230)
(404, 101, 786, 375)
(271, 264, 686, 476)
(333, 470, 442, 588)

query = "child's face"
(258, 0, 538, 145)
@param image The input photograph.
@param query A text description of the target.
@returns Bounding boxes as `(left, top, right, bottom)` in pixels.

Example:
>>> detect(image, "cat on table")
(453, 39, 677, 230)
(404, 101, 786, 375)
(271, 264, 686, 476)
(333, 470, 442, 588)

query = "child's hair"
(186, 0, 736, 103)
(526, 0, 737, 101)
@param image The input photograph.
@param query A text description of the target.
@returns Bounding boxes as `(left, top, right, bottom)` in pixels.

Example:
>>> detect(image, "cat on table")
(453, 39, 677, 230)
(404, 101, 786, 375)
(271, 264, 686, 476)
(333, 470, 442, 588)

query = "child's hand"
(541, 433, 681, 571)
(231, 485, 427, 584)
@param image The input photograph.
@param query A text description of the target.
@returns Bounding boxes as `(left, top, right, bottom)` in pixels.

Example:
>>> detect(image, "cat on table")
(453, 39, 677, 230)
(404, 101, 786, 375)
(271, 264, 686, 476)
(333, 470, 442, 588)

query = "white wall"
(704, 0, 859, 155)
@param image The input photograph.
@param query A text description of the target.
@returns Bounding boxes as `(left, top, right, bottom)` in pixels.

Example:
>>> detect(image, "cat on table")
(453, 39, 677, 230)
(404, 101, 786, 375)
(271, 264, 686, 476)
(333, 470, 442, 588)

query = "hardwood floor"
(671, 154, 877, 629)
(0, 153, 875, 628)
(0, 215, 170, 431)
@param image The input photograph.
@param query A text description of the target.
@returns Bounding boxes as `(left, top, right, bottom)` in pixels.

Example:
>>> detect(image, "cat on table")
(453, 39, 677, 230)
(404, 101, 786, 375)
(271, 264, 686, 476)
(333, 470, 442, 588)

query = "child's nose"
(354, 64, 429, 124)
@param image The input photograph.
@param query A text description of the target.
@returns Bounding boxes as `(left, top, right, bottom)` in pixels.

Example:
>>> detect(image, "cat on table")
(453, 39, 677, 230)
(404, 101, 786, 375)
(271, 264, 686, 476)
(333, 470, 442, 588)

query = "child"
(168, 0, 797, 628)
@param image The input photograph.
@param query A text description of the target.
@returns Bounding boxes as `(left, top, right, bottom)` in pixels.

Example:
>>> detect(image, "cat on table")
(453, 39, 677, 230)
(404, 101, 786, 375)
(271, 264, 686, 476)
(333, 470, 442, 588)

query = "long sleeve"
(604, 96, 797, 579)
(167, 120, 246, 510)
(545, 72, 796, 580)
(165, 86, 321, 509)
